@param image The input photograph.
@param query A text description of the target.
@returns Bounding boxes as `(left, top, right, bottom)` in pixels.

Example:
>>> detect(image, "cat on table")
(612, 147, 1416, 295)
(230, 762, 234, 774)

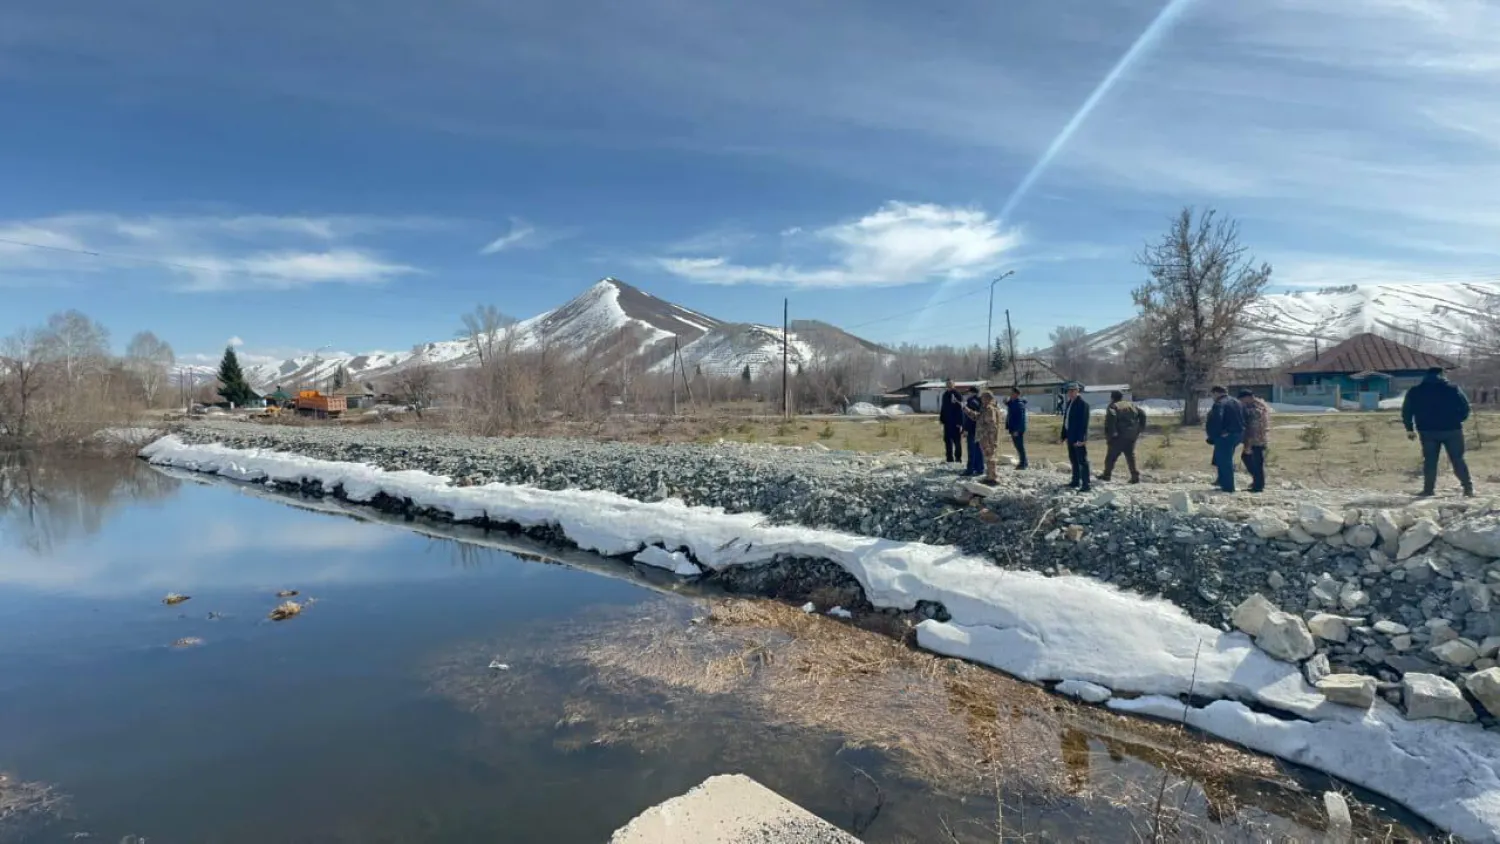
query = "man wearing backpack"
(1100, 390, 1147, 484)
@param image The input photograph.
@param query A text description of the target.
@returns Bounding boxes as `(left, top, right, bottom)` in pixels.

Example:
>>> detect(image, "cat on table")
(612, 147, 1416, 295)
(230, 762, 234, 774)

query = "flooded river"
(0, 452, 1431, 842)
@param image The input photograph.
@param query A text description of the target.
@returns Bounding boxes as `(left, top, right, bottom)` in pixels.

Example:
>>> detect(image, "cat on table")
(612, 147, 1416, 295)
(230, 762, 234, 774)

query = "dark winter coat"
(1402, 373, 1471, 433)
(1005, 396, 1028, 434)
(939, 389, 966, 427)
(963, 394, 982, 433)
(1104, 400, 1147, 442)
(1205, 396, 1245, 440)
(1060, 396, 1090, 443)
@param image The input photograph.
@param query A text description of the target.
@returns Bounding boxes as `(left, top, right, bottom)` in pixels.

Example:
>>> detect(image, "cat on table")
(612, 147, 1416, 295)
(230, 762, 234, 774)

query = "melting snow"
(140, 435, 1500, 840)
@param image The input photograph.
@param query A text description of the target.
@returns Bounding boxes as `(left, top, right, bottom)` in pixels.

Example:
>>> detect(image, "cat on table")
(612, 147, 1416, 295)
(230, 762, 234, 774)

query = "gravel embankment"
(167, 421, 1500, 718)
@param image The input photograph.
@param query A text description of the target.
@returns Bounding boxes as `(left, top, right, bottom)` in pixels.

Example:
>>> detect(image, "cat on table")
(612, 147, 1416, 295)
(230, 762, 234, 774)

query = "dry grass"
(0, 771, 66, 831)
(268, 600, 302, 621)
(424, 598, 1416, 841)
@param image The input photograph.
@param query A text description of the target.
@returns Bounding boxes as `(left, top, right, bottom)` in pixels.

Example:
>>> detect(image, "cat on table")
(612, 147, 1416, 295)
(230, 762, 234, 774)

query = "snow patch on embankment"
(138, 435, 1500, 841)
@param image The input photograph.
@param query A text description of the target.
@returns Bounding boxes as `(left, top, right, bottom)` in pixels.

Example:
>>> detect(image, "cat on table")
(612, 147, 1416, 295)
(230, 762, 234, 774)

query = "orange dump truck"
(295, 390, 347, 418)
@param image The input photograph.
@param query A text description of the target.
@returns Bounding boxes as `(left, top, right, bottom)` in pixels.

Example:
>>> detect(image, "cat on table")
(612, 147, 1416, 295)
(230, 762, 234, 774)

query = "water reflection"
(0, 451, 178, 554)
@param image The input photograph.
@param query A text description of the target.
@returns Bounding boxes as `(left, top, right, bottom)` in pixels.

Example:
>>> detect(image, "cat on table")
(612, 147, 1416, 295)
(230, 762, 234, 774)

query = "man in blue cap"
(1060, 382, 1091, 492)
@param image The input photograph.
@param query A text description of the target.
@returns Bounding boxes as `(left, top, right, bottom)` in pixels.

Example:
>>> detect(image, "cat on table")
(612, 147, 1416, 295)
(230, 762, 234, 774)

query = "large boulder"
(1446, 517, 1500, 559)
(1397, 518, 1442, 561)
(1316, 674, 1376, 709)
(1248, 512, 1289, 540)
(1343, 524, 1378, 549)
(1374, 510, 1402, 547)
(1433, 639, 1480, 668)
(1286, 525, 1318, 545)
(1256, 611, 1317, 662)
(1168, 491, 1195, 515)
(1308, 613, 1350, 644)
(1231, 593, 1277, 637)
(1466, 668, 1500, 718)
(1401, 673, 1477, 722)
(1298, 503, 1345, 537)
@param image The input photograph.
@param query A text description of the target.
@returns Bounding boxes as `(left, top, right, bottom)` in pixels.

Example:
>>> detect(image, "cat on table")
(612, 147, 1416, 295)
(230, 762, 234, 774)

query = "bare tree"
(125, 331, 175, 407)
(390, 346, 440, 418)
(457, 304, 514, 366)
(40, 309, 110, 386)
(1048, 325, 1094, 383)
(0, 329, 50, 442)
(1133, 207, 1271, 426)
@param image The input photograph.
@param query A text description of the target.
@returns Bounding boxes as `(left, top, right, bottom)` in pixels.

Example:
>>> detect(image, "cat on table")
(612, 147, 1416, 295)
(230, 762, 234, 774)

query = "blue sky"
(3, 0, 1499, 368)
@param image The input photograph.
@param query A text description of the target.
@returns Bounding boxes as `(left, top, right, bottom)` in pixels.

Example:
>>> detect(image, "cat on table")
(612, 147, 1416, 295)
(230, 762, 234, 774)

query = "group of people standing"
(939, 380, 1276, 495)
(937, 366, 1478, 498)
(939, 381, 1028, 486)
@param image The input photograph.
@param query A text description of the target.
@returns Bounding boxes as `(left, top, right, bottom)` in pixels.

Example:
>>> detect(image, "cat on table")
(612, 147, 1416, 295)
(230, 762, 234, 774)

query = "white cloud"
(0, 212, 427, 292)
(478, 217, 571, 255)
(227, 336, 244, 347)
(659, 201, 1021, 288)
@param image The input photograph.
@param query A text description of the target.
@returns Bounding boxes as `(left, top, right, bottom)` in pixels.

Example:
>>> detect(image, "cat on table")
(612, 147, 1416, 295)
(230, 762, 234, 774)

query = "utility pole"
(671, 337, 679, 416)
(1006, 309, 1019, 389)
(985, 271, 1016, 379)
(782, 298, 790, 420)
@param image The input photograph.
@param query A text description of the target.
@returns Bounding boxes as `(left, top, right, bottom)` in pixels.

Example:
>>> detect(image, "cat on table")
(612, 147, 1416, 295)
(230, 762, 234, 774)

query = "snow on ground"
(1134, 398, 1340, 416)
(139, 435, 1500, 840)
(633, 546, 701, 576)
(847, 402, 913, 417)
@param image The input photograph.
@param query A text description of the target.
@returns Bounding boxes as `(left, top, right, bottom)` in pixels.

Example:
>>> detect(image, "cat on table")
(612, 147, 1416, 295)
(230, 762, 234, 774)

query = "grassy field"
(702, 410, 1500, 492)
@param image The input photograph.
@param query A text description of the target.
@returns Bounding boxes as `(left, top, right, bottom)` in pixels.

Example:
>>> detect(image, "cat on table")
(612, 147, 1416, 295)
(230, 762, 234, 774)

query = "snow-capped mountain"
(236, 278, 889, 390)
(1085, 282, 1500, 364)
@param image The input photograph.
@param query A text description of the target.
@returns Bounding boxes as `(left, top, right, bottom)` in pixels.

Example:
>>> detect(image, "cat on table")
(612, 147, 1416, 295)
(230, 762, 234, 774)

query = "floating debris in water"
(206, 612, 225, 620)
(161, 593, 190, 606)
(268, 601, 302, 621)
(276, 589, 299, 598)
(488, 659, 510, 671)
(170, 637, 204, 648)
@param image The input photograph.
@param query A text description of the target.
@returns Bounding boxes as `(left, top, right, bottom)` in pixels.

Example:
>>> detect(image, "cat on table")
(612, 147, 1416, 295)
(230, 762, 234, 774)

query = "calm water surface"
(0, 453, 1428, 843)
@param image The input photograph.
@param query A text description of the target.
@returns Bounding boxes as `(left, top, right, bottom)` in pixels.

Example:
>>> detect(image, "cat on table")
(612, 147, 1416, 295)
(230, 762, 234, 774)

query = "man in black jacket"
(1402, 367, 1473, 497)
(1205, 386, 1245, 492)
(1005, 387, 1029, 469)
(962, 387, 985, 476)
(939, 380, 966, 464)
(1060, 383, 1091, 491)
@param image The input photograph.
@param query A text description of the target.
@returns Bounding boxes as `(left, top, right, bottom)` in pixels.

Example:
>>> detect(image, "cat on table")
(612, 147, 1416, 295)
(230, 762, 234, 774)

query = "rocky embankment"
(169, 422, 1500, 727)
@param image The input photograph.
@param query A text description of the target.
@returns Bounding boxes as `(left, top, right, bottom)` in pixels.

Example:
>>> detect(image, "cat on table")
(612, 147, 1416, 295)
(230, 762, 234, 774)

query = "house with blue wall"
(1277, 333, 1454, 409)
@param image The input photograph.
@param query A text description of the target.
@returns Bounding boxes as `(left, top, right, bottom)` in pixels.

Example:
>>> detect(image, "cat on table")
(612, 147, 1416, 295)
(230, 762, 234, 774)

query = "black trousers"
(1241, 445, 1267, 491)
(1067, 442, 1090, 487)
(1102, 437, 1139, 479)
(1010, 433, 1028, 468)
(1421, 430, 1472, 492)
(943, 423, 964, 462)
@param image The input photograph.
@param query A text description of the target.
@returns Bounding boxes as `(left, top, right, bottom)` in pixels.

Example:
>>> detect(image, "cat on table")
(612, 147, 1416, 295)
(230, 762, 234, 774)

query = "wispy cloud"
(0, 212, 425, 291)
(226, 335, 244, 347)
(478, 217, 571, 254)
(659, 201, 1021, 288)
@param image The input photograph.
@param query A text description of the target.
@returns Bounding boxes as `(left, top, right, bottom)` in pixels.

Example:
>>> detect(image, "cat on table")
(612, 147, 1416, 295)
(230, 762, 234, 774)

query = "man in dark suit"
(939, 379, 966, 464)
(1060, 383, 1091, 492)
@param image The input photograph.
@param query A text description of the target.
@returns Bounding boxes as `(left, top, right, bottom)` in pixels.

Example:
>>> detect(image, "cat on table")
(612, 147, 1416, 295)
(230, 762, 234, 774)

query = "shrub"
(1298, 424, 1328, 450)
(1354, 421, 1372, 443)
(818, 422, 835, 440)
(1143, 452, 1167, 471)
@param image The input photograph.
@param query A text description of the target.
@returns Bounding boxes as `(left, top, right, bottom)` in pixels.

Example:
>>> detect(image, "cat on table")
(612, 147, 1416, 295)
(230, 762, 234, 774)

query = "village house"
(1279, 332, 1455, 409)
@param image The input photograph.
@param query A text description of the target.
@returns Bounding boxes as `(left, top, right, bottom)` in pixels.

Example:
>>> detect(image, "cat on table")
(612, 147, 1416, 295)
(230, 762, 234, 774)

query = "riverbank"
(142, 424, 1500, 839)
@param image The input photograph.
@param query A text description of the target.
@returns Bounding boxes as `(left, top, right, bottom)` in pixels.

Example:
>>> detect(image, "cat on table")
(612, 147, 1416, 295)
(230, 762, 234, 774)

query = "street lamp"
(985, 270, 1016, 379)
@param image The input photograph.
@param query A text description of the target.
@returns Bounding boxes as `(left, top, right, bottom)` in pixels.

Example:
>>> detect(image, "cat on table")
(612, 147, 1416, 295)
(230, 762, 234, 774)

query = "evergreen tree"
(741, 364, 752, 383)
(332, 365, 347, 390)
(216, 346, 254, 406)
(990, 336, 1009, 376)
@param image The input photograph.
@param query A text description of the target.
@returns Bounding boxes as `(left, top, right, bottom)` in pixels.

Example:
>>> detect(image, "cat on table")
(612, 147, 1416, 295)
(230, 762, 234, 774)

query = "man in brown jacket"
(1238, 389, 1271, 493)
(1101, 390, 1147, 484)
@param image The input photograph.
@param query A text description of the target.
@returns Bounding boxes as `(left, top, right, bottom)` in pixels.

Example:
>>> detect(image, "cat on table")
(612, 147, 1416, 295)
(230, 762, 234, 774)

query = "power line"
(0, 236, 263, 279)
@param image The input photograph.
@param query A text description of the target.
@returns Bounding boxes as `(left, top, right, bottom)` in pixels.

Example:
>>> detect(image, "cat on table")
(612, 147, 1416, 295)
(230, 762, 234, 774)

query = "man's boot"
(1080, 462, 1092, 493)
(1067, 460, 1080, 489)
(1465, 485, 1476, 498)
(1130, 473, 1141, 484)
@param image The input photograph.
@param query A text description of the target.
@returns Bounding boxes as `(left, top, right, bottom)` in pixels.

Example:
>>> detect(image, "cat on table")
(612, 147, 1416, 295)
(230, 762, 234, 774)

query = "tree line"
(0, 310, 176, 446)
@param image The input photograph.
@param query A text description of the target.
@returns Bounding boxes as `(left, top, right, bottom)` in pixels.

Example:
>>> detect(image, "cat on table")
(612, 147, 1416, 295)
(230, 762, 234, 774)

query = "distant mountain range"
(1083, 282, 1499, 364)
(212, 278, 890, 391)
